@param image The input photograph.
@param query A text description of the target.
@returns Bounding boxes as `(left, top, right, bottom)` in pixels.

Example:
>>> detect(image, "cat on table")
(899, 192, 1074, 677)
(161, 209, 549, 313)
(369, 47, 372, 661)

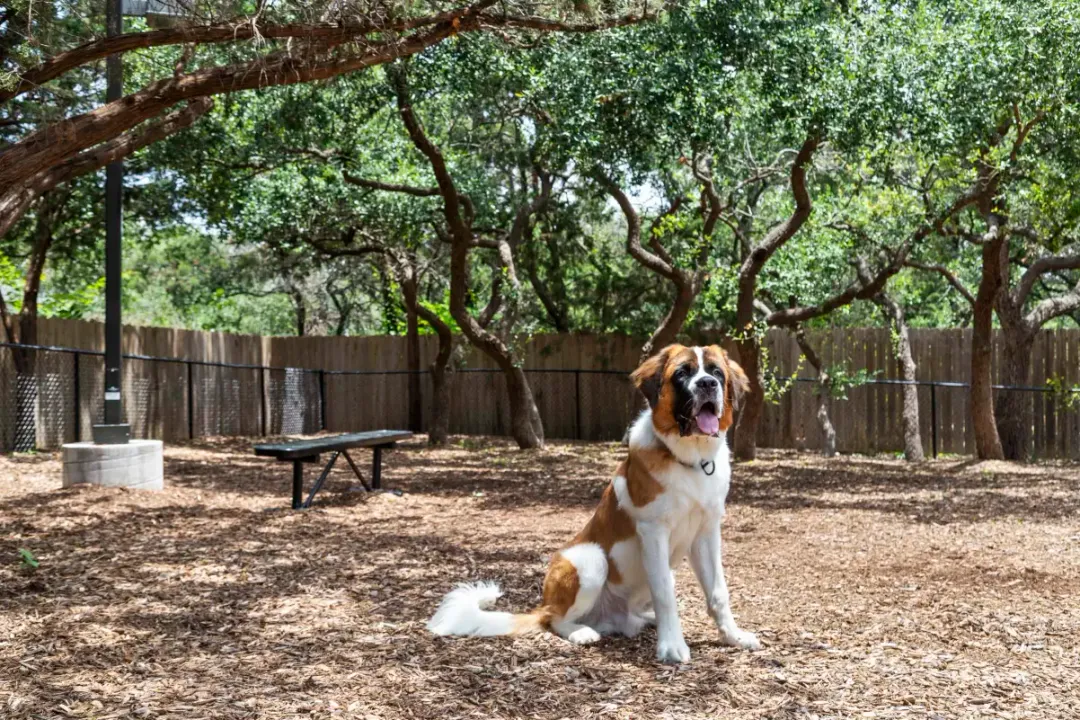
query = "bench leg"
(304, 451, 340, 508)
(372, 446, 383, 490)
(341, 450, 372, 492)
(292, 461, 304, 510)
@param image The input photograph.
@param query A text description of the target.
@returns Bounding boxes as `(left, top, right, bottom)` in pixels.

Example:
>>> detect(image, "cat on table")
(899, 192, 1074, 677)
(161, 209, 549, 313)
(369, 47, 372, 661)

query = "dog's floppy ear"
(631, 345, 676, 408)
(725, 355, 751, 411)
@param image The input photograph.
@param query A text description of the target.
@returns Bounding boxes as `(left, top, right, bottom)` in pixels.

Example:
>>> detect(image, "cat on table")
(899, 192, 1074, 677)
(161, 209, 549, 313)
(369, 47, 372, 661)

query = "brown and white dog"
(428, 344, 758, 663)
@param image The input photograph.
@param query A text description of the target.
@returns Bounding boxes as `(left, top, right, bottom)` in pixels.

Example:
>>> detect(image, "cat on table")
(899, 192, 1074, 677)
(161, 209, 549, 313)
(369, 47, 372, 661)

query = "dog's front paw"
(656, 636, 691, 664)
(567, 626, 601, 645)
(722, 627, 761, 651)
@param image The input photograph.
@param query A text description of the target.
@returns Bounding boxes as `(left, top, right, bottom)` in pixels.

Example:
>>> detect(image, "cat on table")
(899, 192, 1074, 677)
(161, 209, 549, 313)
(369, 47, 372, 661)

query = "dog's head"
(631, 344, 749, 438)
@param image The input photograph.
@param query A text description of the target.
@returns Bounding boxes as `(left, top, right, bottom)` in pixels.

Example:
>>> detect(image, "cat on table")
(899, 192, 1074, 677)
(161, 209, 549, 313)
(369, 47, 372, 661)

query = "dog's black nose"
(696, 375, 719, 390)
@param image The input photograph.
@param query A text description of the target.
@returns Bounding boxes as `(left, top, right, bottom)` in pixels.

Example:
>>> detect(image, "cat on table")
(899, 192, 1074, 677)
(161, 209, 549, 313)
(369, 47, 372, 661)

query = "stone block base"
(62, 440, 164, 491)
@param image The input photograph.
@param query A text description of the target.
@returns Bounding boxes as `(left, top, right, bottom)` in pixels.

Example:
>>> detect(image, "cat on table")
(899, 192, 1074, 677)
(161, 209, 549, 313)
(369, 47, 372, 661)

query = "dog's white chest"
(663, 463, 730, 559)
(663, 455, 730, 515)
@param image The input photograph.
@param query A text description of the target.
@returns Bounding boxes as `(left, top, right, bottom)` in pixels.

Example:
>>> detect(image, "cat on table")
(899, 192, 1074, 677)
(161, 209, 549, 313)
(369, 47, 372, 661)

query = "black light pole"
(93, 0, 130, 445)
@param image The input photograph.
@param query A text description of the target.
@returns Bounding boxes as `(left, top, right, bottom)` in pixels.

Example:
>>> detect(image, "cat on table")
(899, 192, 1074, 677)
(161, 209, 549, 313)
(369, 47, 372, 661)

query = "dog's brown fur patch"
(624, 450, 666, 507)
(649, 345, 697, 436)
(572, 484, 636, 551)
(562, 482, 638, 586)
(541, 551, 581, 616)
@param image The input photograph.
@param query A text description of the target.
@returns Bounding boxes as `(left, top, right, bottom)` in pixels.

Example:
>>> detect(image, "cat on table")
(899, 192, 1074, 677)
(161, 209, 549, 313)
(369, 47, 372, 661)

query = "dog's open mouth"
(695, 401, 720, 435)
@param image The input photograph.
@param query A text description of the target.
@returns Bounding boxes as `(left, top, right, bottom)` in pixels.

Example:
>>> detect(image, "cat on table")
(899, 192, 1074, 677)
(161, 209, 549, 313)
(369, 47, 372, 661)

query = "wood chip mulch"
(2, 437, 1079, 719)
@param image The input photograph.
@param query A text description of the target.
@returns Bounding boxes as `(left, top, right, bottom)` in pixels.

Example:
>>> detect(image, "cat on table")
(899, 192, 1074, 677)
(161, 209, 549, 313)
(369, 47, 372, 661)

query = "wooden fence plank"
(1068, 331, 1080, 459)
(1032, 332, 1047, 460)
(1054, 330, 1067, 459)
(949, 328, 965, 455)
(959, 329, 973, 455)
(872, 329, 887, 452)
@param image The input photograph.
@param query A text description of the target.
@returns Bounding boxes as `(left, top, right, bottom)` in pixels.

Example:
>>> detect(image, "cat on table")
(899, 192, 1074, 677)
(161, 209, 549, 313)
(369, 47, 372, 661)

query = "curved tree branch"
(1016, 251, 1080, 306)
(766, 254, 904, 327)
(595, 173, 678, 281)
(1027, 280, 1080, 328)
(691, 152, 724, 240)
(904, 260, 976, 306)
(0, 8, 647, 194)
(341, 171, 440, 197)
(478, 266, 504, 329)
(0, 97, 212, 240)
(647, 195, 685, 269)
(389, 63, 471, 244)
(740, 133, 820, 275)
(0, 10, 474, 104)
(1, 0, 647, 105)
(508, 170, 553, 247)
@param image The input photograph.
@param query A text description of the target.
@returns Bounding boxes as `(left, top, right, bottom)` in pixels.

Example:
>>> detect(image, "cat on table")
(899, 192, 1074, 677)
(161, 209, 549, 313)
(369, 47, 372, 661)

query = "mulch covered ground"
(2, 436, 1079, 719)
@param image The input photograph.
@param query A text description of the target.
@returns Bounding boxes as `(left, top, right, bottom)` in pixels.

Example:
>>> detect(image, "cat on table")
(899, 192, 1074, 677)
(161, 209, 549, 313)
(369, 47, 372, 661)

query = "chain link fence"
(0, 343, 324, 452)
(3, 341, 1078, 458)
(0, 346, 78, 452)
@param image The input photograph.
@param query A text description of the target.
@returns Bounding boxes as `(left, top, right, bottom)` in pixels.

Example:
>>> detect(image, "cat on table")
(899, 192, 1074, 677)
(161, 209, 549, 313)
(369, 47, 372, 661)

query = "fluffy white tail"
(427, 581, 543, 637)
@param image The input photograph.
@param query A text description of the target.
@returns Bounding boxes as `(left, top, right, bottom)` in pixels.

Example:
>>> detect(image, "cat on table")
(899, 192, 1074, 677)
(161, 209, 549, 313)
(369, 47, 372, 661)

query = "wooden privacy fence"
(2, 318, 1078, 459)
(761, 328, 1080, 460)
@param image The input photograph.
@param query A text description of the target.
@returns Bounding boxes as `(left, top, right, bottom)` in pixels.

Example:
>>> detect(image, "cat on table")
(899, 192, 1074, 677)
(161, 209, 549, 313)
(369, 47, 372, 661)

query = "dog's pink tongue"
(696, 410, 720, 435)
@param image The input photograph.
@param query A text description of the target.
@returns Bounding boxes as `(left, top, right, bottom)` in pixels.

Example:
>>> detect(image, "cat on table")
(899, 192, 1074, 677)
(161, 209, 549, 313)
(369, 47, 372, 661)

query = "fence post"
(72, 352, 81, 442)
(259, 367, 267, 437)
(575, 370, 582, 441)
(318, 370, 327, 431)
(187, 361, 195, 440)
(930, 382, 938, 459)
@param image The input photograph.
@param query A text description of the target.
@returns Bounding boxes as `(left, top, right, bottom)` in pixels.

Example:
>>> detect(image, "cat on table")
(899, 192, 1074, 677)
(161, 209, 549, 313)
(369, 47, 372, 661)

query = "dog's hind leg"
(545, 543, 607, 645)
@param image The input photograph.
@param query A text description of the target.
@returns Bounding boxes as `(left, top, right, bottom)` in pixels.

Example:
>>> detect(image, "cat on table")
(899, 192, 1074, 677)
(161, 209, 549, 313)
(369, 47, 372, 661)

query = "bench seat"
(254, 430, 413, 508)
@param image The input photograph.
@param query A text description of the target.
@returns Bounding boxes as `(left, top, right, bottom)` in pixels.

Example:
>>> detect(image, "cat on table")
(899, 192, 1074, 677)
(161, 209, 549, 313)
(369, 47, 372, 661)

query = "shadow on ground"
(1, 438, 1078, 718)
(729, 452, 1080, 523)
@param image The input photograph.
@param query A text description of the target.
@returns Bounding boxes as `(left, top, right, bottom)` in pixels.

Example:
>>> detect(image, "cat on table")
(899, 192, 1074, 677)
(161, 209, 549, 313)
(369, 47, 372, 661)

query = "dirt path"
(2, 438, 1079, 719)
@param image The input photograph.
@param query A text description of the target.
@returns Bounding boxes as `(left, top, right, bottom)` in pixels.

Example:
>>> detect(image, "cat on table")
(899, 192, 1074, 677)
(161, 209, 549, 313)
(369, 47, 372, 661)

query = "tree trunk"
(391, 64, 544, 449)
(415, 303, 454, 445)
(428, 359, 453, 445)
(480, 341, 544, 449)
(995, 325, 1034, 460)
(400, 276, 424, 434)
(447, 242, 542, 448)
(293, 293, 306, 336)
(640, 282, 695, 363)
(970, 217, 1006, 460)
(894, 322, 925, 463)
(731, 134, 820, 461)
(505, 364, 545, 448)
(732, 336, 763, 460)
(815, 395, 837, 458)
(327, 288, 351, 336)
(332, 307, 350, 336)
(873, 293, 924, 462)
(793, 328, 836, 457)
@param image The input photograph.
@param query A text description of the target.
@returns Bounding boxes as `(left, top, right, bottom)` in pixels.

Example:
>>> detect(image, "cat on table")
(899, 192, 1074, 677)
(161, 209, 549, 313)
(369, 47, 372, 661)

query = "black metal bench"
(254, 430, 412, 509)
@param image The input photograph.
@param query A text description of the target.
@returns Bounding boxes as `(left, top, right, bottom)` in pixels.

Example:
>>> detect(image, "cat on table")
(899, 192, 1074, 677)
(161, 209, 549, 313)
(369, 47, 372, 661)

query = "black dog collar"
(674, 457, 716, 475)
